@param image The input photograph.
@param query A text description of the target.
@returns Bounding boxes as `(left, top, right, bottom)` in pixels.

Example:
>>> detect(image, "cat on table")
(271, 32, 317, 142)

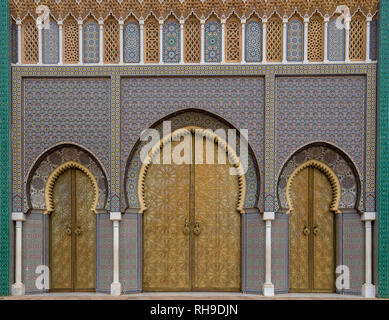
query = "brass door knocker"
(183, 219, 190, 235)
(65, 224, 72, 236)
(193, 222, 201, 236)
(75, 226, 82, 236)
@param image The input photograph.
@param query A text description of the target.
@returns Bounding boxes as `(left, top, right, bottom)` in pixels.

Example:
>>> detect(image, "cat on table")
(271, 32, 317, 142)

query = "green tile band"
(378, 0, 389, 298)
(0, 0, 10, 296)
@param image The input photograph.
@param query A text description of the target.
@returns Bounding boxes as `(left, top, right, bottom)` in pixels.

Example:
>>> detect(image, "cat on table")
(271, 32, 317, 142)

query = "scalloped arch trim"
(286, 159, 341, 215)
(44, 161, 99, 214)
(138, 126, 246, 214)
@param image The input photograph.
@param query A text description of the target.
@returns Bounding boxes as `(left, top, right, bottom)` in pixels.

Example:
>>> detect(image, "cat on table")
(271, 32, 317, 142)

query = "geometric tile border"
(377, 0, 389, 298)
(0, 0, 10, 296)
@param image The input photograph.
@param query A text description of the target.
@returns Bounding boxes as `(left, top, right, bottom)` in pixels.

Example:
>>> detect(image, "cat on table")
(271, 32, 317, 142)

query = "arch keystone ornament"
(286, 159, 341, 215)
(138, 126, 246, 214)
(44, 161, 99, 214)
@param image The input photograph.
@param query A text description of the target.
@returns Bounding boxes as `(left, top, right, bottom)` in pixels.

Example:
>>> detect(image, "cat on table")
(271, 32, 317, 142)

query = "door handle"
(183, 219, 190, 235)
(193, 222, 201, 236)
(65, 224, 72, 236)
(313, 226, 319, 235)
(75, 226, 82, 236)
(303, 226, 310, 236)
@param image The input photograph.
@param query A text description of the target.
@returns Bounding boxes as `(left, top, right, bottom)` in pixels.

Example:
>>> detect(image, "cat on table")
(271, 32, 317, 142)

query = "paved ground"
(0, 292, 380, 300)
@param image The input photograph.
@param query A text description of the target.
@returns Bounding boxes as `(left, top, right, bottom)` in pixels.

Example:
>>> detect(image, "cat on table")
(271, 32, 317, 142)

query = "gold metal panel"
(312, 169, 335, 292)
(50, 168, 72, 291)
(289, 167, 310, 292)
(193, 136, 241, 291)
(143, 139, 191, 291)
(75, 169, 96, 291)
(50, 168, 96, 292)
(289, 166, 335, 293)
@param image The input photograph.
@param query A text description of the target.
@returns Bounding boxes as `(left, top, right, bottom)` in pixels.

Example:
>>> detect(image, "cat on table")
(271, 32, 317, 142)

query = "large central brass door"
(50, 168, 96, 292)
(143, 133, 241, 291)
(289, 166, 335, 293)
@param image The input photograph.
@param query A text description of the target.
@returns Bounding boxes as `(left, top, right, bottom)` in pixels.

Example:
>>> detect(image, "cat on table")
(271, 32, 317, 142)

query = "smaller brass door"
(289, 166, 335, 293)
(50, 168, 96, 292)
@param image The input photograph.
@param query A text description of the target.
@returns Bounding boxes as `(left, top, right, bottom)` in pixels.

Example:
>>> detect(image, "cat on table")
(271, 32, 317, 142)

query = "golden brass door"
(50, 168, 96, 292)
(143, 133, 241, 291)
(289, 166, 335, 293)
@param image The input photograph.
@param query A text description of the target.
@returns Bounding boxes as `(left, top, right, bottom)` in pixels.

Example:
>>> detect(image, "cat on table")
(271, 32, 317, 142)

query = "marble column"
(262, 19, 267, 63)
(37, 21, 43, 65)
(282, 18, 287, 63)
(119, 20, 124, 64)
(58, 20, 63, 65)
(200, 19, 205, 63)
(324, 17, 329, 62)
(110, 211, 122, 295)
(11, 212, 26, 296)
(241, 18, 246, 63)
(361, 211, 376, 298)
(303, 17, 309, 63)
(263, 211, 275, 296)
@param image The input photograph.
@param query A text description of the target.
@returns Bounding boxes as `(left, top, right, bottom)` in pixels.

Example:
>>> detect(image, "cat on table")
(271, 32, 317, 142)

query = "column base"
(263, 283, 275, 297)
(110, 282, 122, 296)
(361, 284, 376, 298)
(11, 282, 25, 296)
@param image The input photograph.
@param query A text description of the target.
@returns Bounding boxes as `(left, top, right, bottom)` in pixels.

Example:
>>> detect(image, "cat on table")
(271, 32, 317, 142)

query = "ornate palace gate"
(141, 129, 242, 291)
(288, 162, 337, 293)
(50, 167, 96, 292)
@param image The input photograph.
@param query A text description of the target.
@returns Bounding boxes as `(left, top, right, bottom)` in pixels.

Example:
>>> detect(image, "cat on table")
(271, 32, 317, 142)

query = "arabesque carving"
(10, 0, 378, 22)
(44, 161, 99, 214)
(286, 159, 341, 215)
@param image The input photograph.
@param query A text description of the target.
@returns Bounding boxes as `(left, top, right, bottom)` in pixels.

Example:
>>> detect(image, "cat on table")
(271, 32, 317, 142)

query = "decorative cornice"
(138, 126, 246, 214)
(286, 159, 341, 215)
(9, 0, 379, 22)
(44, 160, 99, 214)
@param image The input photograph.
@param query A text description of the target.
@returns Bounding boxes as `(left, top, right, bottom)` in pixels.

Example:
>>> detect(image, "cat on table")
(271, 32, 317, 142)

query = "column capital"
(58, 20, 63, 26)
(200, 19, 206, 25)
(324, 17, 330, 23)
(263, 211, 275, 221)
(361, 212, 376, 221)
(282, 17, 288, 24)
(119, 19, 124, 25)
(139, 19, 144, 25)
(12, 212, 26, 222)
(110, 211, 122, 221)
(78, 19, 83, 25)
(304, 17, 309, 24)
(98, 19, 104, 25)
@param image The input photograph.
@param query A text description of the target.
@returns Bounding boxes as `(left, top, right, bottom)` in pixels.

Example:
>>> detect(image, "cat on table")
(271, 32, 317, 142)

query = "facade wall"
(9, 64, 376, 294)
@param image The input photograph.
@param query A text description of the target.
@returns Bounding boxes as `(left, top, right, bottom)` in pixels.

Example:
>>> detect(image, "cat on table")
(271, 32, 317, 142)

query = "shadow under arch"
(26, 143, 109, 212)
(276, 141, 362, 212)
(123, 108, 261, 211)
